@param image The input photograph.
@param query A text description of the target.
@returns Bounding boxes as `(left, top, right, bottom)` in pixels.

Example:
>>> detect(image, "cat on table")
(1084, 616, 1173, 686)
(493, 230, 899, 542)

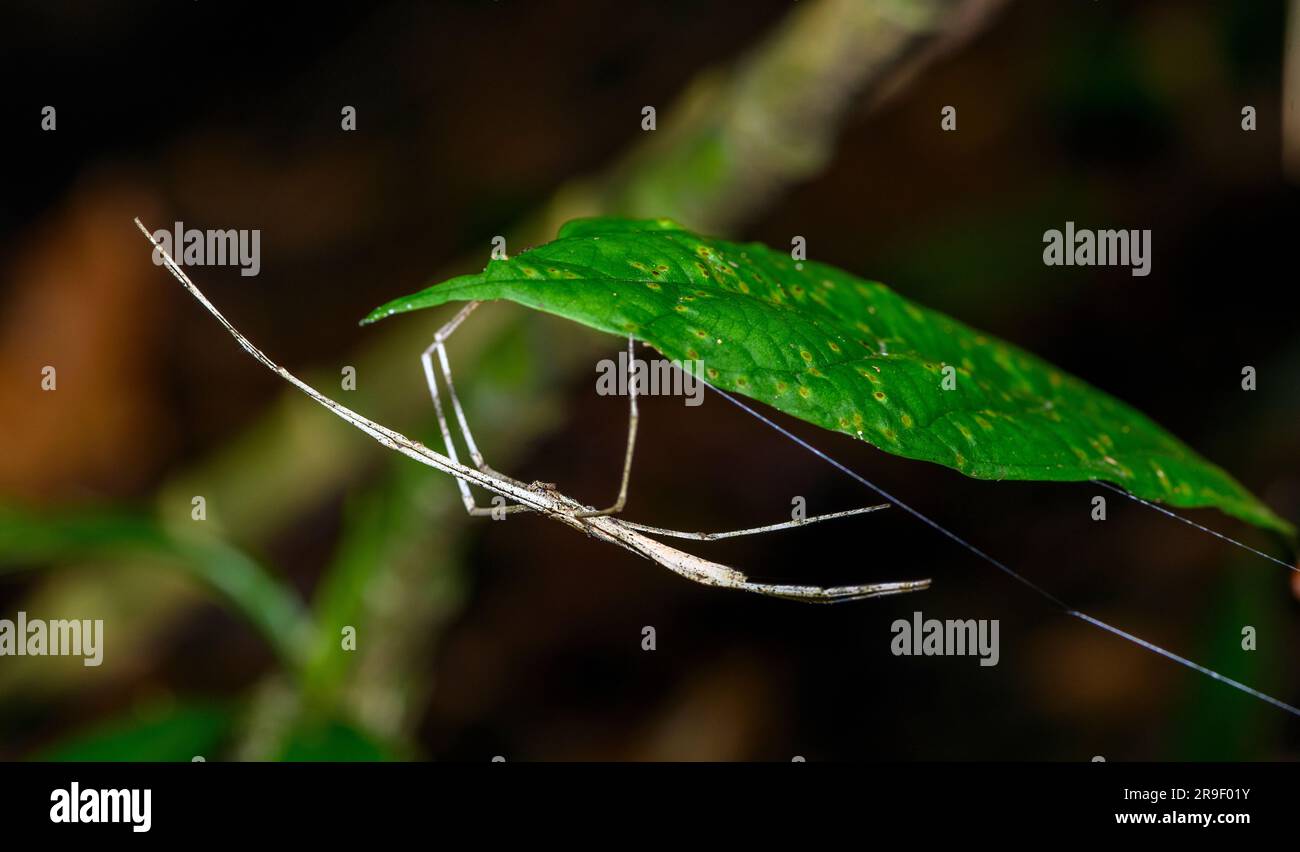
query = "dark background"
(1, 0, 1297, 760)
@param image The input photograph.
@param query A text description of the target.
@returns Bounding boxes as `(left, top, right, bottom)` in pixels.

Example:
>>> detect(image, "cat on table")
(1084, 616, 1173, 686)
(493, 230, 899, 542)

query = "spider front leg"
(421, 300, 530, 517)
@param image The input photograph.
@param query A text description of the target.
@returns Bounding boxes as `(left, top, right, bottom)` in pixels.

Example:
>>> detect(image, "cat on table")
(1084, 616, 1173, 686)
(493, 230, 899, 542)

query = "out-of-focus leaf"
(299, 486, 400, 707)
(364, 217, 1292, 538)
(36, 702, 233, 761)
(277, 718, 393, 761)
(0, 506, 312, 667)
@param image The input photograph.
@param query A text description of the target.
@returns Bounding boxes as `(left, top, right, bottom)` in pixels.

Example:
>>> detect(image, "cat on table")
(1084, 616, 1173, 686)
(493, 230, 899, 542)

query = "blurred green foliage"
(37, 702, 234, 762)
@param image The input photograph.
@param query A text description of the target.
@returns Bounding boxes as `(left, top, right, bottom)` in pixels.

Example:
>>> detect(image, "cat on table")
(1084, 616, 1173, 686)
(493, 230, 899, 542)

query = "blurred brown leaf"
(0, 178, 167, 501)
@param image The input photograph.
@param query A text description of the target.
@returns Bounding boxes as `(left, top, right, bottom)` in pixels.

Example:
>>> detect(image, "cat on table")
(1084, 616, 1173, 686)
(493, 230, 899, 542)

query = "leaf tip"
(358, 302, 403, 326)
(357, 309, 383, 326)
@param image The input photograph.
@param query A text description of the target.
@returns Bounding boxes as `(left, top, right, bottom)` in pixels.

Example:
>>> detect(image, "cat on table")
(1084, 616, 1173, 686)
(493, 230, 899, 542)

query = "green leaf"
(276, 718, 395, 761)
(35, 702, 234, 761)
(363, 217, 1292, 538)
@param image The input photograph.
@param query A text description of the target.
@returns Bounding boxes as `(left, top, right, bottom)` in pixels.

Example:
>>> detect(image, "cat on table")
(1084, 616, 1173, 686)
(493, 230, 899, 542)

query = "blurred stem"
(566, 0, 1008, 234)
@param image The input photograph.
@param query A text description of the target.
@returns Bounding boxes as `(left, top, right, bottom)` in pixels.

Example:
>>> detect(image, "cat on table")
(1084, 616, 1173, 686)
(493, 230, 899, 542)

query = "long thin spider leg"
(431, 301, 489, 469)
(737, 578, 929, 604)
(552, 489, 928, 603)
(575, 335, 638, 518)
(621, 503, 890, 540)
(421, 302, 528, 517)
